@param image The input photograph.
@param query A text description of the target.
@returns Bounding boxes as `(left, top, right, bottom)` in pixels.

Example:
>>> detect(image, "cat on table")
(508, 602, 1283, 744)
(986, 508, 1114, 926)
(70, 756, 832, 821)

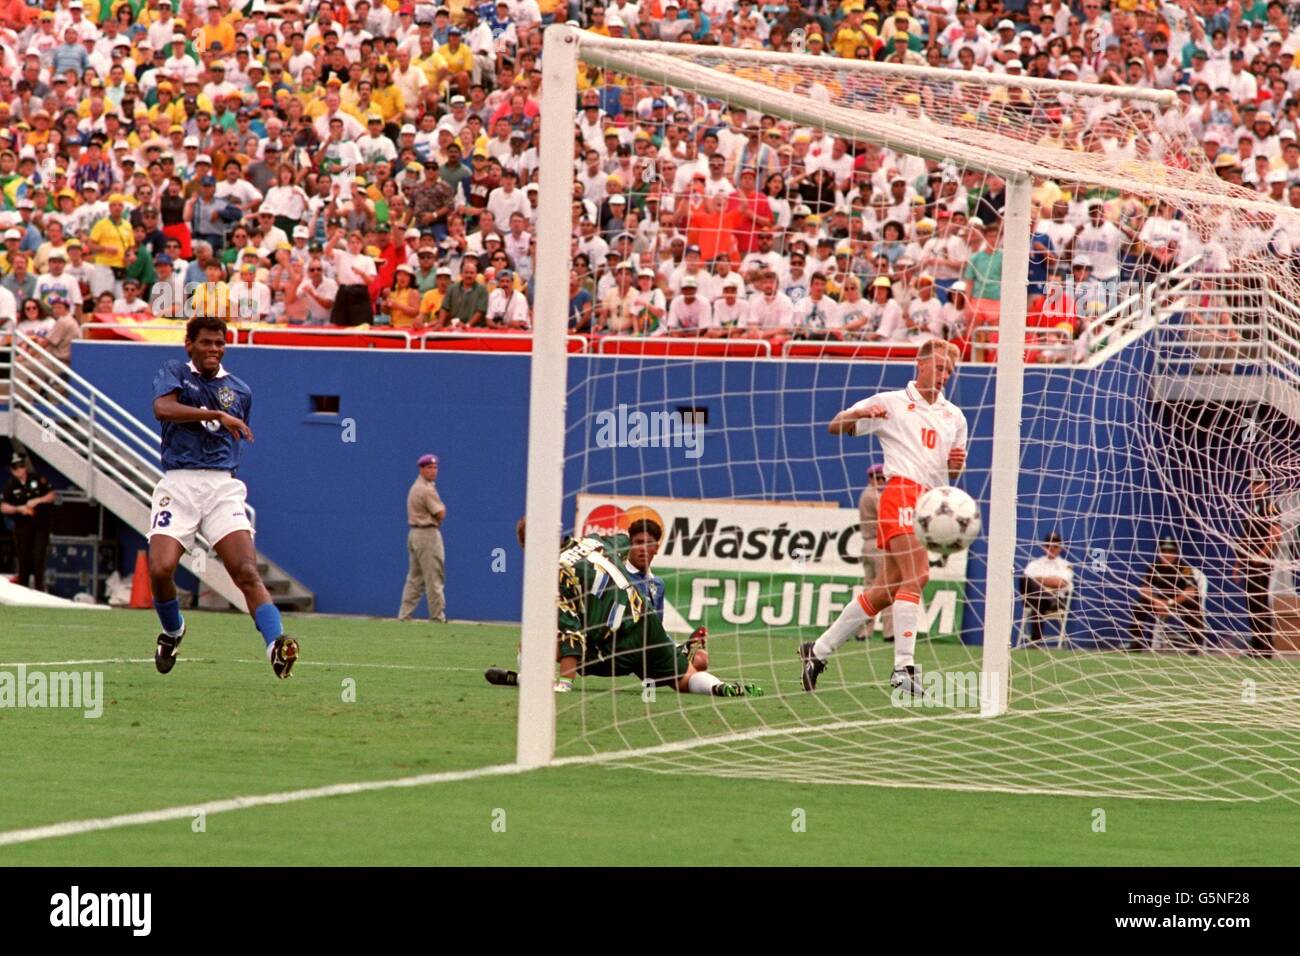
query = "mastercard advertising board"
(574, 494, 968, 640)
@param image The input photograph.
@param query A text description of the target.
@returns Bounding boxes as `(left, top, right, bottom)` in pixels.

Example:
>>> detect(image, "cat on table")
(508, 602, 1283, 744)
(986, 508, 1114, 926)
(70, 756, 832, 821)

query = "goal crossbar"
(579, 34, 1293, 217)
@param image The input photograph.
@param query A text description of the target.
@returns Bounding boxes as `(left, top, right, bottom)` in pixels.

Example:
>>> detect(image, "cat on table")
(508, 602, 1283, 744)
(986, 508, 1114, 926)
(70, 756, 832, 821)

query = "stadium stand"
(0, 0, 1292, 364)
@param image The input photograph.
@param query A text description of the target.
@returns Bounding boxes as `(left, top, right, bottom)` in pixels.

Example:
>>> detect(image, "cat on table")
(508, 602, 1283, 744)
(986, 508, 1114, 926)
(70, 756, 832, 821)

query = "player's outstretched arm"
(829, 403, 886, 435)
(153, 393, 254, 442)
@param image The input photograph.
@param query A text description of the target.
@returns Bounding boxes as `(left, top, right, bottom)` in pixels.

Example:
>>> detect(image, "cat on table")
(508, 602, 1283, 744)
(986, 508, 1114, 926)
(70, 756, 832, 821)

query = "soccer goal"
(519, 24, 1300, 802)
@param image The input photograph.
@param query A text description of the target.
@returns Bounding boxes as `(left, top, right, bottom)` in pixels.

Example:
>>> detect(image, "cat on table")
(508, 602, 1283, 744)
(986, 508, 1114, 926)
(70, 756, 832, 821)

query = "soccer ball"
(914, 486, 981, 556)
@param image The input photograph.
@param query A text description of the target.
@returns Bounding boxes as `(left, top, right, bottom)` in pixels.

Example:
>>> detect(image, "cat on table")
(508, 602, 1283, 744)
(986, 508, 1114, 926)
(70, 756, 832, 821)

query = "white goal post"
(518, 25, 1300, 778)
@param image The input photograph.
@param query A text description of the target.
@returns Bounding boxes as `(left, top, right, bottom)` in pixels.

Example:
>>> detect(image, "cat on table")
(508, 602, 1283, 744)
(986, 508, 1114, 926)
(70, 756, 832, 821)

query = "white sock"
(812, 594, 873, 661)
(687, 671, 723, 695)
(893, 592, 921, 670)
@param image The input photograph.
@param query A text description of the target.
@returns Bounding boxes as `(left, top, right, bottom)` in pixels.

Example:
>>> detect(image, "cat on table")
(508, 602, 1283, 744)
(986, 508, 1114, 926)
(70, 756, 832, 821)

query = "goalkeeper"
(487, 518, 761, 697)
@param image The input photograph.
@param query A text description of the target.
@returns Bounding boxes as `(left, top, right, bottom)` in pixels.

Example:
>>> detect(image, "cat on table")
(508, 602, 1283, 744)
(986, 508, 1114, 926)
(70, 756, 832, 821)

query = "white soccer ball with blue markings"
(914, 486, 981, 556)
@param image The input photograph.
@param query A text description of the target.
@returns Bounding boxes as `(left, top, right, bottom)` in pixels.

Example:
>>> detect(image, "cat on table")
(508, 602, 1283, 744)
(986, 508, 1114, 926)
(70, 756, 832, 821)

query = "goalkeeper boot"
(269, 636, 299, 679)
(682, 626, 708, 659)
(154, 625, 185, 675)
(890, 665, 923, 698)
(798, 641, 825, 692)
(485, 667, 519, 687)
(711, 681, 763, 698)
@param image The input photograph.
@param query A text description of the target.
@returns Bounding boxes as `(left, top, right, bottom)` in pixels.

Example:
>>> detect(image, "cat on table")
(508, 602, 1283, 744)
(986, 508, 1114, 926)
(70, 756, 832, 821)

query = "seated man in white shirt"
(710, 274, 750, 335)
(485, 269, 530, 329)
(745, 270, 796, 339)
(112, 277, 151, 314)
(1021, 530, 1073, 644)
(662, 275, 714, 335)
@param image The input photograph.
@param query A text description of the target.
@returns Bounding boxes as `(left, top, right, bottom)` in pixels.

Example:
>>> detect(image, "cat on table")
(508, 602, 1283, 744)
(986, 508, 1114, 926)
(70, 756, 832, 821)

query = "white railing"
(1150, 273, 1269, 378)
(248, 325, 416, 348)
(1077, 257, 1207, 364)
(965, 256, 1206, 366)
(595, 334, 772, 357)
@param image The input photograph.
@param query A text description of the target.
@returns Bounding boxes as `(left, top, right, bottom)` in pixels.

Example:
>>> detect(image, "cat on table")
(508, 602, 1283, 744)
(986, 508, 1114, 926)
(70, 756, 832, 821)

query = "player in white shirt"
(801, 339, 967, 695)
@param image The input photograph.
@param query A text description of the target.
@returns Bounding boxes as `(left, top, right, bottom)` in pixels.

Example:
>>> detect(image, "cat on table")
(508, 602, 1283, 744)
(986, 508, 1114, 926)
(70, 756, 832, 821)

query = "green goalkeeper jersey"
(557, 534, 689, 686)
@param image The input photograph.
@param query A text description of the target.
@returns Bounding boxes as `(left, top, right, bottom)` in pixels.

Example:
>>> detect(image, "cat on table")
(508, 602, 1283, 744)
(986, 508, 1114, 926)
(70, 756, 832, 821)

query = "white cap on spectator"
(607, 12, 624, 27)
(950, 280, 968, 294)
(1074, 255, 1092, 268)
(197, 153, 213, 164)
(524, 183, 539, 193)
(1007, 59, 1023, 70)
(723, 275, 742, 289)
(997, 18, 1015, 29)
(638, 268, 656, 278)
(792, 204, 812, 216)
(436, 265, 453, 276)
(405, 227, 421, 239)
(400, 124, 417, 135)
(3, 228, 22, 239)
(293, 225, 310, 238)
(681, 274, 698, 287)
(1268, 169, 1288, 184)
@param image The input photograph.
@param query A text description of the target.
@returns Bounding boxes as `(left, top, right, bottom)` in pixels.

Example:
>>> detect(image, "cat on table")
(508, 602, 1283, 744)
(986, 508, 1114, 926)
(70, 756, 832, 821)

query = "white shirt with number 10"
(851, 381, 968, 491)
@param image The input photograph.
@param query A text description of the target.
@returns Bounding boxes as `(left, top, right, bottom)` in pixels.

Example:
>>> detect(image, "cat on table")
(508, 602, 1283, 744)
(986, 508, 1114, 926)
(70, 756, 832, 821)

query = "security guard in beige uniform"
(398, 453, 448, 622)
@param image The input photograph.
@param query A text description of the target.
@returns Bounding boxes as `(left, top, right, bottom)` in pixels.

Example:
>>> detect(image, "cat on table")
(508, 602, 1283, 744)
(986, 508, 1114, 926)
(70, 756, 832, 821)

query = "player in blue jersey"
(147, 316, 299, 679)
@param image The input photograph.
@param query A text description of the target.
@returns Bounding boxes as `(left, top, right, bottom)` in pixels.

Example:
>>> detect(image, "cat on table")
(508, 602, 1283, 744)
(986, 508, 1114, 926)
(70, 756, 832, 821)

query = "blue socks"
(253, 602, 284, 646)
(157, 598, 281, 647)
(154, 598, 184, 638)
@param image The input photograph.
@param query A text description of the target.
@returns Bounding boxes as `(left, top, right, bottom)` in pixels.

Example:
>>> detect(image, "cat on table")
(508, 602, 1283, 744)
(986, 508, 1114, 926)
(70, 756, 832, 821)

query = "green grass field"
(2, 605, 1298, 865)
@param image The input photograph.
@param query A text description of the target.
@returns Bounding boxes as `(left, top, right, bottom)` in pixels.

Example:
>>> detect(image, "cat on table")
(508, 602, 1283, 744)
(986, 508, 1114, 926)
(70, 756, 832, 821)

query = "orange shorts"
(877, 476, 926, 549)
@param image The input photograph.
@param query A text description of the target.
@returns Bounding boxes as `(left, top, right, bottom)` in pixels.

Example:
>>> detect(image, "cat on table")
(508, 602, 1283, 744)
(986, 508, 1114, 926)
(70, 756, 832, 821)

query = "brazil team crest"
(216, 386, 236, 409)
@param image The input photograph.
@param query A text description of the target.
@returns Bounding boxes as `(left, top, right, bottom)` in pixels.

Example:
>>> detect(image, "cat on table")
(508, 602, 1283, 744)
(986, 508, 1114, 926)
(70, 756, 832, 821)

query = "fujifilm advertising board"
(575, 495, 968, 640)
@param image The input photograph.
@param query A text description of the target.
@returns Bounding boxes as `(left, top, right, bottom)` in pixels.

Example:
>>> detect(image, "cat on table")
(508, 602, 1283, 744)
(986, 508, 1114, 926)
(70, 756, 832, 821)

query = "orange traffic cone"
(129, 551, 152, 609)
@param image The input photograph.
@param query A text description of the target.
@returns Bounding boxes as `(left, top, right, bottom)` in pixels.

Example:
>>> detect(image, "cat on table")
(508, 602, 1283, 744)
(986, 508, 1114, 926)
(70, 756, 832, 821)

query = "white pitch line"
(0, 763, 528, 848)
(1, 704, 1268, 849)
(0, 658, 477, 673)
(0, 658, 155, 668)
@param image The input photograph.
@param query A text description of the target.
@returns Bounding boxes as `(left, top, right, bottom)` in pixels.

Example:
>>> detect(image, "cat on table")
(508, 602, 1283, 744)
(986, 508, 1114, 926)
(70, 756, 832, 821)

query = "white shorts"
(149, 469, 254, 551)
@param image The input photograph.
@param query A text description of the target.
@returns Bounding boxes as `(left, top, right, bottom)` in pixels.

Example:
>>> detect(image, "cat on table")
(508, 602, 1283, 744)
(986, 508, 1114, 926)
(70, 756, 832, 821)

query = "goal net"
(520, 26, 1300, 803)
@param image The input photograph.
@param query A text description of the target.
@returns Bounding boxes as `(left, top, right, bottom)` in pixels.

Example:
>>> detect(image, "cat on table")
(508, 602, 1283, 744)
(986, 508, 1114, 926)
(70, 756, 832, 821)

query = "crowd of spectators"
(0, 0, 1296, 363)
